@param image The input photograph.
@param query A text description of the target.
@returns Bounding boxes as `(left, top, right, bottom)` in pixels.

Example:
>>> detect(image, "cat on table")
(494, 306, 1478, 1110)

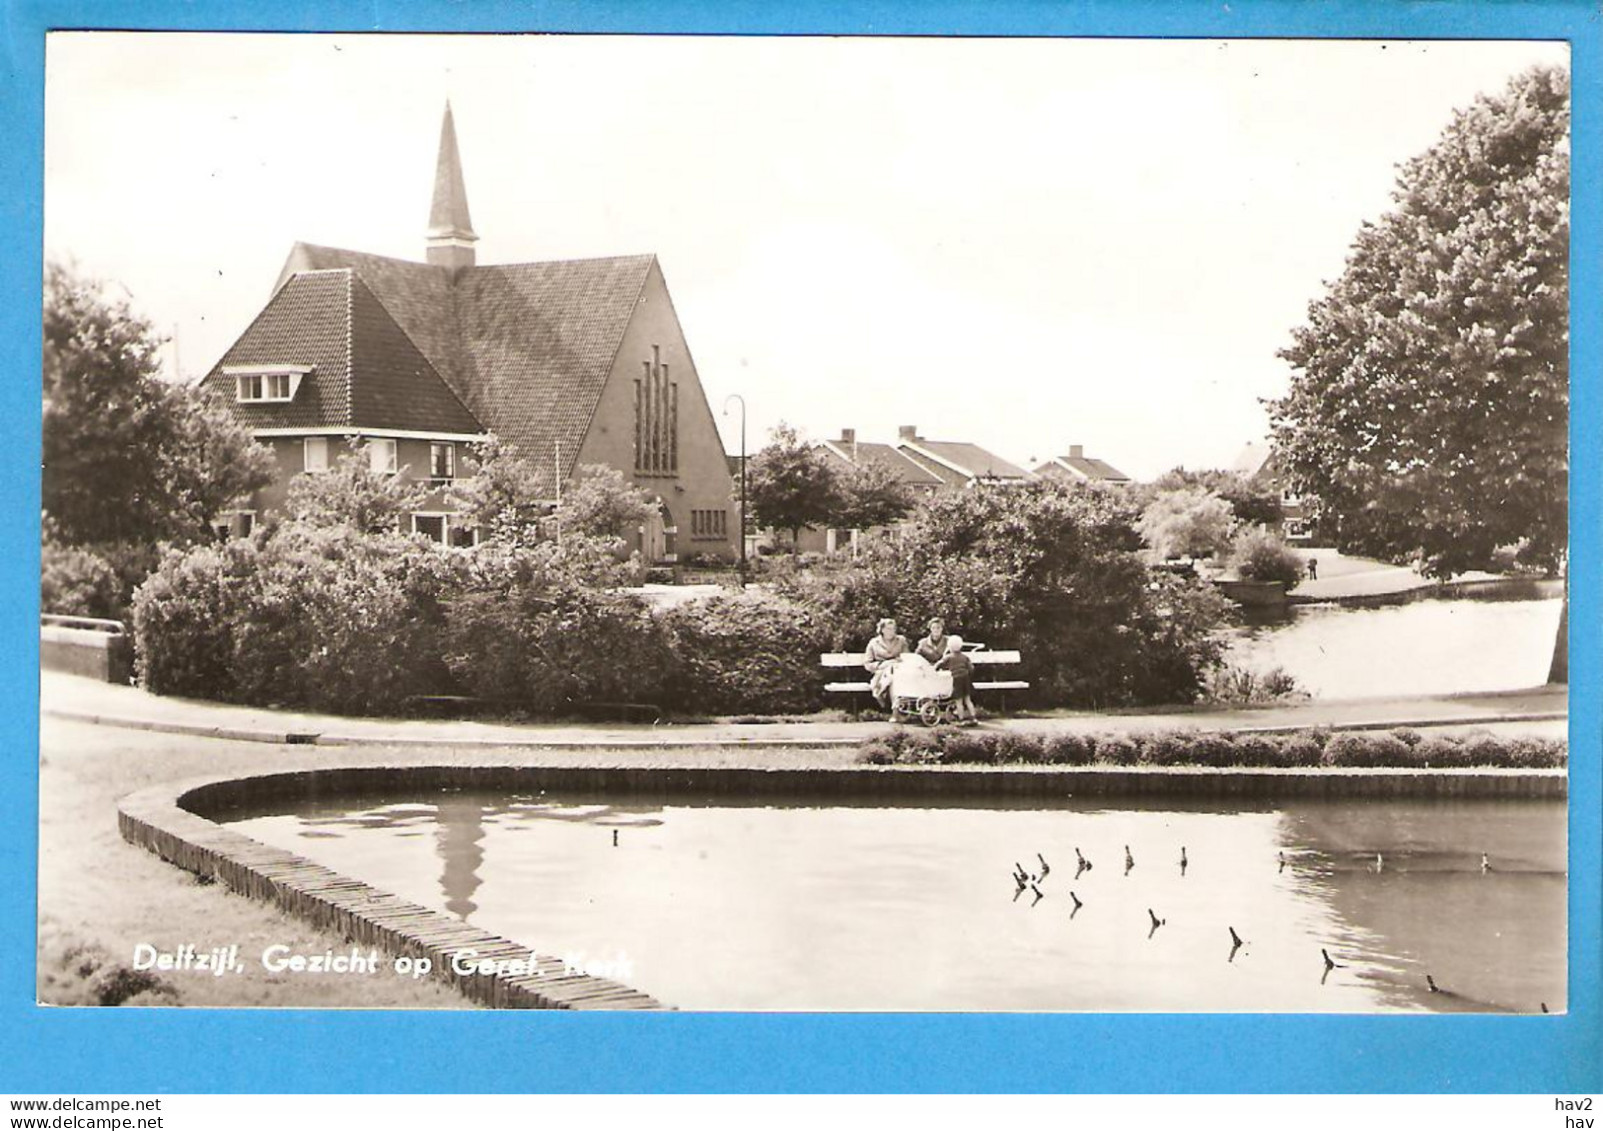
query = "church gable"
(576, 260, 735, 524)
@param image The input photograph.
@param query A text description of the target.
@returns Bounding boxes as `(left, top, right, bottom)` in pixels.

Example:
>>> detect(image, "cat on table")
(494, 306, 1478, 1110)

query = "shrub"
(131, 540, 257, 699)
(1321, 732, 1417, 767)
(1095, 735, 1140, 766)
(1139, 730, 1194, 766)
(1275, 735, 1324, 767)
(1230, 527, 1307, 588)
(1232, 733, 1282, 766)
(778, 480, 1233, 708)
(443, 555, 668, 715)
(1139, 487, 1236, 560)
(130, 527, 460, 712)
(940, 726, 997, 764)
(993, 731, 1046, 764)
(850, 725, 1564, 769)
(1042, 732, 1094, 765)
(1413, 735, 1470, 768)
(661, 590, 826, 714)
(41, 540, 122, 619)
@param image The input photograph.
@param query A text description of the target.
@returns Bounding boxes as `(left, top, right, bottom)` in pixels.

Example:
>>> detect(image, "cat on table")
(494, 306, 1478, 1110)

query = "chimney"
(840, 427, 856, 445)
(425, 102, 479, 272)
(898, 425, 919, 442)
(1069, 444, 1084, 460)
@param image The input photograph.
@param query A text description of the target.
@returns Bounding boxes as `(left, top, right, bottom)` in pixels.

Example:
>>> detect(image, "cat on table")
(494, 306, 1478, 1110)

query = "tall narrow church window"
(634, 346, 678, 475)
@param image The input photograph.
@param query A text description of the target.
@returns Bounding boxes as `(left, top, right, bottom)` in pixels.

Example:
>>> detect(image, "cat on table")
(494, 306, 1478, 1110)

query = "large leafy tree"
(1151, 467, 1284, 530)
(43, 262, 273, 547)
(1270, 66, 1569, 579)
(1138, 486, 1236, 560)
(834, 458, 916, 532)
(745, 422, 841, 547)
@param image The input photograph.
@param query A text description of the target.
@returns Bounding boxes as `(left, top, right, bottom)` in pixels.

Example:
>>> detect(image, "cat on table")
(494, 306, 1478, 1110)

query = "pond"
(1224, 597, 1562, 699)
(227, 790, 1565, 1013)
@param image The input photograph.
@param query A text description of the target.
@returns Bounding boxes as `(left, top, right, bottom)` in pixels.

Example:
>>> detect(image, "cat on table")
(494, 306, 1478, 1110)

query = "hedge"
(859, 726, 1566, 769)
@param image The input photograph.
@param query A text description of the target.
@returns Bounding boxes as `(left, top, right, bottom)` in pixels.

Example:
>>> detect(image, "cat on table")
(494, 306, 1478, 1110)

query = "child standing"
(935, 635, 977, 725)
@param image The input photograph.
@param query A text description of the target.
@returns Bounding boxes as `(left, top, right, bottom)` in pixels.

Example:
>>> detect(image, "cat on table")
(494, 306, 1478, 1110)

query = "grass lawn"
(37, 718, 473, 1009)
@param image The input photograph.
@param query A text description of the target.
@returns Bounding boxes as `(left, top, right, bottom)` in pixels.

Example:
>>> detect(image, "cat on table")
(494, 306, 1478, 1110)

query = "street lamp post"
(723, 393, 748, 585)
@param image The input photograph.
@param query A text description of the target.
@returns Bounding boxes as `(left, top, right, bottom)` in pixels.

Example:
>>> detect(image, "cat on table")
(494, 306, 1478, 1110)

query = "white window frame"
(430, 442, 456, 483)
(303, 437, 331, 474)
(226, 365, 310, 404)
(368, 438, 399, 475)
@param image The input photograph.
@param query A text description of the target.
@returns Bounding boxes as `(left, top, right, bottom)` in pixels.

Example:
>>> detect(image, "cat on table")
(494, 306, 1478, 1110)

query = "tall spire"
(426, 101, 478, 270)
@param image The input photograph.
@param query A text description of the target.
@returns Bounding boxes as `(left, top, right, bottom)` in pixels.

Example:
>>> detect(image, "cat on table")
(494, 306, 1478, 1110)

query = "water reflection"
(228, 792, 1566, 1013)
(1226, 597, 1562, 698)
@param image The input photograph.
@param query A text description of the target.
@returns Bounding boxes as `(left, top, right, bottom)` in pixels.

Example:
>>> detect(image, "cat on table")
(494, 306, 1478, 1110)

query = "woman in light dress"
(863, 617, 909, 710)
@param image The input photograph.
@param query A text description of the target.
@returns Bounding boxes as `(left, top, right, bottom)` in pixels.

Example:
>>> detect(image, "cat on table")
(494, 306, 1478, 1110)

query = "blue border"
(3, 0, 1598, 1094)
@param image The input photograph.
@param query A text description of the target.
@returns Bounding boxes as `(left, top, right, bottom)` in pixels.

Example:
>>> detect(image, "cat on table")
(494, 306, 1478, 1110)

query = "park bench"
(820, 644, 1030, 722)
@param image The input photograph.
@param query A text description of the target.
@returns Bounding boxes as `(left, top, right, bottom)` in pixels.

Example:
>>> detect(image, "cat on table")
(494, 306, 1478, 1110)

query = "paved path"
(39, 670, 1568, 749)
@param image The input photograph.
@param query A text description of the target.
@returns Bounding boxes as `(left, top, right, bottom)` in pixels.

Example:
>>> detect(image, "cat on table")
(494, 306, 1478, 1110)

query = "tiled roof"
(821, 440, 944, 487)
(1040, 454, 1131, 482)
(453, 256, 655, 478)
(202, 268, 480, 435)
(279, 245, 468, 406)
(202, 270, 352, 428)
(348, 275, 480, 433)
(271, 243, 653, 476)
(901, 439, 1031, 483)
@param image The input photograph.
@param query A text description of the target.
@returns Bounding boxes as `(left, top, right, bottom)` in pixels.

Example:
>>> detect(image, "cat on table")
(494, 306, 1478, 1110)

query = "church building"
(201, 105, 737, 562)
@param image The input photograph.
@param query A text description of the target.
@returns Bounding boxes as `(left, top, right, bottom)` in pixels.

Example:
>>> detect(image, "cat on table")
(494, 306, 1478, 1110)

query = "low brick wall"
(117, 778, 666, 1011)
(182, 762, 1567, 812)
(41, 624, 132, 684)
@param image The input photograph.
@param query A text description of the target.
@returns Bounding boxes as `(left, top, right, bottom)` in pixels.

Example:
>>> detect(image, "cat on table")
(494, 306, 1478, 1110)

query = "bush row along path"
(42, 670, 1568, 751)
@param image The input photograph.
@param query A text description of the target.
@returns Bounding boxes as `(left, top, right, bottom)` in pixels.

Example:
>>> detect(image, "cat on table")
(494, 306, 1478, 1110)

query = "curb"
(47, 706, 1568, 751)
(118, 773, 668, 1011)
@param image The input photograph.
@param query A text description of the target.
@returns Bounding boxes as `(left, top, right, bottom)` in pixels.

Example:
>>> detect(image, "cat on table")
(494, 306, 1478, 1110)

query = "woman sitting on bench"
(864, 617, 909, 710)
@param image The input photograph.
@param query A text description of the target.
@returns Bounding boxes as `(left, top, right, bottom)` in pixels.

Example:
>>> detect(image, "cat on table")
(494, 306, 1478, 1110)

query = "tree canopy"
(833, 457, 916, 532)
(1269, 66, 1569, 578)
(283, 443, 427, 535)
(1138, 486, 1236, 560)
(42, 261, 273, 547)
(1150, 467, 1283, 530)
(744, 423, 842, 545)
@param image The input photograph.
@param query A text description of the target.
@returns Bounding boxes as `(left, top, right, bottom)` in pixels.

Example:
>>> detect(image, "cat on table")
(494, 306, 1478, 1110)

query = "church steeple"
(426, 101, 478, 271)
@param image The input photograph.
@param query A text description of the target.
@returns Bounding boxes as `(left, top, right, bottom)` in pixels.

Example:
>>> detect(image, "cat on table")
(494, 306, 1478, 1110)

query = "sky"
(43, 33, 1567, 480)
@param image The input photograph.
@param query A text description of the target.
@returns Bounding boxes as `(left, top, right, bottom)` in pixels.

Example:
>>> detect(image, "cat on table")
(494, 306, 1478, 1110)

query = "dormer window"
(227, 364, 310, 403)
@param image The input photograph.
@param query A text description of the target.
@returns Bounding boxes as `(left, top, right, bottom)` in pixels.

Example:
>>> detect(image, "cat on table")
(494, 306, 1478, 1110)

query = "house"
(1032, 444, 1132, 486)
(780, 425, 1028, 555)
(891, 425, 1032, 487)
(793, 427, 947, 554)
(1231, 442, 1312, 542)
(201, 104, 737, 562)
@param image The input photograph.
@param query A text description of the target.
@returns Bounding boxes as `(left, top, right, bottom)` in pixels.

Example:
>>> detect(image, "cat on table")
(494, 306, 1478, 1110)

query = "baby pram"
(886, 653, 957, 725)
